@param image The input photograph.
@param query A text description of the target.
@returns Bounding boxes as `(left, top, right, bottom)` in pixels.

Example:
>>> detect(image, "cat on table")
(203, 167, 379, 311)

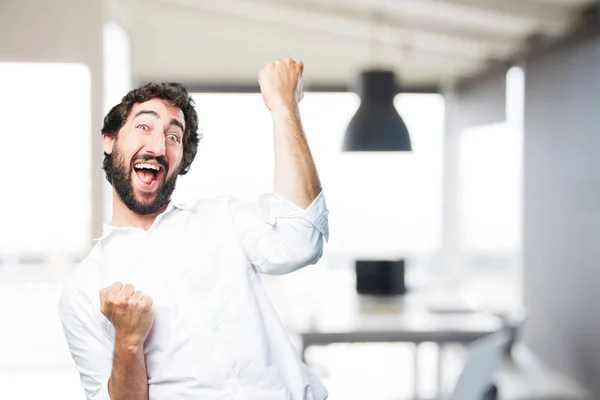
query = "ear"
(102, 134, 115, 155)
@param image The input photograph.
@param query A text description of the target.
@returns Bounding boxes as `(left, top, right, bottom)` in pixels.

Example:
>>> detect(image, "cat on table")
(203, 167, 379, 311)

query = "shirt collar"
(94, 199, 193, 242)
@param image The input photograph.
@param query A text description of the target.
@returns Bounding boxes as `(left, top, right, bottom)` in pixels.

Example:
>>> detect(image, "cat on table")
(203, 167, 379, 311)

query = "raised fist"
(258, 57, 304, 112)
(99, 282, 153, 347)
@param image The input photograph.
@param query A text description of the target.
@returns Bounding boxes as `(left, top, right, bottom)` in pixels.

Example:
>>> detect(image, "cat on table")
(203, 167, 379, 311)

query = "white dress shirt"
(58, 191, 329, 400)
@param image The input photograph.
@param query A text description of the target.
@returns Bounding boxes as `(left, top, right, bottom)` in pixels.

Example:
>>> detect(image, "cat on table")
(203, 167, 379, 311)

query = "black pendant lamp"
(343, 69, 412, 151)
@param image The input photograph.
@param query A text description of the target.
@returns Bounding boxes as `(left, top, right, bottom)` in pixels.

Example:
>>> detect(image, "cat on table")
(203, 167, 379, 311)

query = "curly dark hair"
(101, 82, 201, 175)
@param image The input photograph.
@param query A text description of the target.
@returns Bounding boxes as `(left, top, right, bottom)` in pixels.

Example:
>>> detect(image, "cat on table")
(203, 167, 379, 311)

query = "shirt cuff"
(257, 190, 330, 242)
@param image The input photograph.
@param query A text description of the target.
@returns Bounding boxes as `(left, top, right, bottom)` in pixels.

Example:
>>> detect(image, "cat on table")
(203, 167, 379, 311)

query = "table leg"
(413, 342, 420, 399)
(436, 343, 444, 399)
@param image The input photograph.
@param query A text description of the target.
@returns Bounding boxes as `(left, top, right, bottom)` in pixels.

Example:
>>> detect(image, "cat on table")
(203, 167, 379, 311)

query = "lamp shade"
(343, 70, 412, 151)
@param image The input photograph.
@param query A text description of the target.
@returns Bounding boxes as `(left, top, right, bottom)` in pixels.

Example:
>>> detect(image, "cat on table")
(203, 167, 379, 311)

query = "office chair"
(447, 329, 511, 400)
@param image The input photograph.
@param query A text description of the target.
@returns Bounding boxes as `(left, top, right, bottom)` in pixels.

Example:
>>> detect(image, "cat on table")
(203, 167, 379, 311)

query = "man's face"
(103, 99, 185, 215)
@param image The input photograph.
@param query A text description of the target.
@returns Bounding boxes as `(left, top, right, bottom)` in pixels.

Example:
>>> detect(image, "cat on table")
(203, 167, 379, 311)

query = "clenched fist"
(258, 57, 304, 112)
(100, 282, 153, 348)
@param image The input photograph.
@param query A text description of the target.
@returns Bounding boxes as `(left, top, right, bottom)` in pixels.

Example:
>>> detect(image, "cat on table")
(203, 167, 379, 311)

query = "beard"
(104, 143, 178, 215)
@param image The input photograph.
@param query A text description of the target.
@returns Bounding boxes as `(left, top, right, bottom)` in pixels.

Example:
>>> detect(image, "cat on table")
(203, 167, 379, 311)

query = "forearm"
(108, 337, 148, 400)
(272, 105, 322, 208)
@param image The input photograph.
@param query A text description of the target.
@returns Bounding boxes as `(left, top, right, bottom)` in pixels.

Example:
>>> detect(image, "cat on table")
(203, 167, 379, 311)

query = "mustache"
(131, 154, 169, 170)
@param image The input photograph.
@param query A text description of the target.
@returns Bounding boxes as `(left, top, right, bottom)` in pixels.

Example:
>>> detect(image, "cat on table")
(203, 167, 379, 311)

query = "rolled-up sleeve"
(58, 286, 113, 400)
(228, 190, 329, 275)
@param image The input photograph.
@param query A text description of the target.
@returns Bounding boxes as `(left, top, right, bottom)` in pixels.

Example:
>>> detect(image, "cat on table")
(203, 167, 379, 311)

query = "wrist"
(270, 101, 298, 117)
(115, 332, 145, 353)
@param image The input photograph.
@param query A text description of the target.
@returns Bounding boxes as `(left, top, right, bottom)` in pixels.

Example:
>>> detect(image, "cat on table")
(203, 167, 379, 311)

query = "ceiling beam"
(280, 0, 576, 36)
(155, 0, 516, 61)
(373, 0, 574, 37)
(276, 0, 529, 42)
(436, 0, 577, 33)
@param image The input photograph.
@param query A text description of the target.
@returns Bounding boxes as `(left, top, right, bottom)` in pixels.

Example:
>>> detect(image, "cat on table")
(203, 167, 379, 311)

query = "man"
(59, 58, 329, 400)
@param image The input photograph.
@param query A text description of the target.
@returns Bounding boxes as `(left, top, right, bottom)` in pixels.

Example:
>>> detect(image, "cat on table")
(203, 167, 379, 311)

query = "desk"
(263, 265, 504, 398)
(300, 307, 503, 354)
(294, 294, 503, 398)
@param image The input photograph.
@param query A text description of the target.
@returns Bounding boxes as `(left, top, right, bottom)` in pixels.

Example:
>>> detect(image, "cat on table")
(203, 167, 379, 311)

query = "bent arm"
(234, 61, 328, 275)
(59, 287, 149, 400)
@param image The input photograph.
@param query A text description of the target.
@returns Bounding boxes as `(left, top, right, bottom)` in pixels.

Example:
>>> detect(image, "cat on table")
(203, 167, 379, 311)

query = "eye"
(166, 134, 180, 143)
(137, 124, 149, 131)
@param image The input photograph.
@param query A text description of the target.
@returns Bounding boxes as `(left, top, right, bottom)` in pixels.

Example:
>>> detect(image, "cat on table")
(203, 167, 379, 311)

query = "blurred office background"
(0, 0, 599, 399)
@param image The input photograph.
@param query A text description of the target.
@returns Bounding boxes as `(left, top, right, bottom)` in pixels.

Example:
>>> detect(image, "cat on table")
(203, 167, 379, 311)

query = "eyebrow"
(134, 110, 185, 133)
(169, 118, 185, 133)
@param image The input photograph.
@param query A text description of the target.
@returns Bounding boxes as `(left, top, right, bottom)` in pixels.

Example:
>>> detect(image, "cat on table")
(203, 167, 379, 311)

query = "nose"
(144, 129, 166, 156)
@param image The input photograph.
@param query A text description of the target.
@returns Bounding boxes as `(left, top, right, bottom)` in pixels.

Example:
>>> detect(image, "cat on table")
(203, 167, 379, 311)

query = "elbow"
(259, 229, 325, 275)
(291, 233, 324, 270)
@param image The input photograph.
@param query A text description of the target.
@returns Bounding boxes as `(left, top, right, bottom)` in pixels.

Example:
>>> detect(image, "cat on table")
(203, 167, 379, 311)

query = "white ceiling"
(111, 0, 596, 88)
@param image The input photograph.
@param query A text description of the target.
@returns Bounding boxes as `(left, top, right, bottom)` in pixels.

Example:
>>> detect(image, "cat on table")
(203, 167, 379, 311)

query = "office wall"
(523, 32, 600, 395)
(0, 0, 106, 241)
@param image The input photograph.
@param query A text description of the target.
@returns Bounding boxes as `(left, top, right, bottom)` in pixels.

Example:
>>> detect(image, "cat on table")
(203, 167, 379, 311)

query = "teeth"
(134, 163, 160, 171)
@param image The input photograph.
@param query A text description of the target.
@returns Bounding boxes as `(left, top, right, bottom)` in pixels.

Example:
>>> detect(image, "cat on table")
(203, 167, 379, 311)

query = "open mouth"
(133, 162, 165, 191)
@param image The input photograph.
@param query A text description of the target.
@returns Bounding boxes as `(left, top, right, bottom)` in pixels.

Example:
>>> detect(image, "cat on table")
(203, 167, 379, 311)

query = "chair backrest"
(449, 329, 511, 400)
(502, 309, 527, 357)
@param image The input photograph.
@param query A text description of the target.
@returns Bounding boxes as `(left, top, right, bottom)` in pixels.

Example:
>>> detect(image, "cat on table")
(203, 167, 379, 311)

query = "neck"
(110, 190, 168, 230)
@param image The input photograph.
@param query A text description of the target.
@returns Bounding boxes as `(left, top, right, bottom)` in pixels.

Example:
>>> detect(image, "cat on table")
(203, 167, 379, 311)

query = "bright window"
(459, 122, 522, 253)
(0, 62, 92, 259)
